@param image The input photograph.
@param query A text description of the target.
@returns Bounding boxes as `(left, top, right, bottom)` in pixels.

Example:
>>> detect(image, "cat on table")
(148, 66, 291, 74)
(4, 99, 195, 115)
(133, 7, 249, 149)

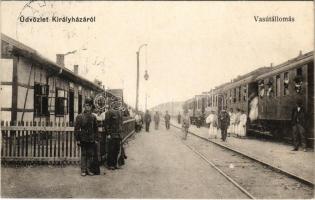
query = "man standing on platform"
(75, 97, 98, 176)
(154, 111, 160, 130)
(144, 110, 152, 132)
(177, 112, 181, 124)
(182, 110, 190, 140)
(291, 100, 307, 152)
(218, 108, 230, 142)
(134, 112, 142, 132)
(164, 111, 171, 130)
(105, 101, 123, 170)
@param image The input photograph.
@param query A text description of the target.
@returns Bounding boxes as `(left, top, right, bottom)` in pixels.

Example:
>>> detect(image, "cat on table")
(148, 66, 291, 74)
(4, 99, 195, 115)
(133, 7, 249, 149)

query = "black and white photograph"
(0, 1, 314, 198)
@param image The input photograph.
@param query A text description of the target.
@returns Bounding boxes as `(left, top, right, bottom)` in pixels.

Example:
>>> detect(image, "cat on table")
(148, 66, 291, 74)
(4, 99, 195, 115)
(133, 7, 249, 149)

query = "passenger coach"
(253, 51, 314, 146)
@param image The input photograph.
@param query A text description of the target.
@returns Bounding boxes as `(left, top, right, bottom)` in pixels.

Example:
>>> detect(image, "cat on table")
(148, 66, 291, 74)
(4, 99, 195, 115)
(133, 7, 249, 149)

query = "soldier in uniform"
(74, 97, 99, 176)
(291, 100, 307, 152)
(105, 101, 123, 170)
(182, 110, 190, 140)
(144, 110, 152, 132)
(177, 112, 182, 124)
(164, 111, 171, 130)
(153, 111, 160, 130)
(218, 108, 230, 142)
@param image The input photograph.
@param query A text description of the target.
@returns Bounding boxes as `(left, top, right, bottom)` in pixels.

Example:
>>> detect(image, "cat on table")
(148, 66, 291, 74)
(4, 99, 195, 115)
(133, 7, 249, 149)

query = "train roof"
(185, 98, 195, 104)
(256, 51, 314, 80)
(220, 67, 272, 91)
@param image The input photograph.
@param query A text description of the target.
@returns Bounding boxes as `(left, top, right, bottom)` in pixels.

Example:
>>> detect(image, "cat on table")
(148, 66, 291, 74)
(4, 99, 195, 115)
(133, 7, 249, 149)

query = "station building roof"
(1, 33, 103, 92)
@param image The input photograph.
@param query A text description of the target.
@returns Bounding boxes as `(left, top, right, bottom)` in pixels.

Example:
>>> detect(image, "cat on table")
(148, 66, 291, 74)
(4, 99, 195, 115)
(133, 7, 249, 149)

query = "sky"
(1, 1, 313, 110)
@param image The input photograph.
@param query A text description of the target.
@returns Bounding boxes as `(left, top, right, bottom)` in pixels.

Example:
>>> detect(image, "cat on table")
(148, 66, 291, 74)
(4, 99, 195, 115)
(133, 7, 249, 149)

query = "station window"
(78, 93, 82, 114)
(284, 72, 289, 95)
(55, 88, 68, 116)
(238, 86, 242, 102)
(34, 83, 49, 117)
(276, 75, 281, 97)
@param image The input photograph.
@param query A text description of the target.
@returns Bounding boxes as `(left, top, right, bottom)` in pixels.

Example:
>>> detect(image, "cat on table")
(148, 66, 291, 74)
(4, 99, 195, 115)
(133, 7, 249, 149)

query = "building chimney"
(270, 63, 273, 67)
(299, 50, 302, 56)
(56, 54, 65, 67)
(74, 65, 79, 75)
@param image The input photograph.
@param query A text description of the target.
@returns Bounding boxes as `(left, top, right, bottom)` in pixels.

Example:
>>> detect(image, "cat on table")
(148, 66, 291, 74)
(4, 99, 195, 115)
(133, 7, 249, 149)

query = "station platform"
(170, 119, 314, 184)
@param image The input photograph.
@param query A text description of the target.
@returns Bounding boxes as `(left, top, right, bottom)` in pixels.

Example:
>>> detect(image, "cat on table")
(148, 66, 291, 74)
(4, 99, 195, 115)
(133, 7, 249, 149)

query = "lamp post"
(144, 70, 149, 110)
(135, 43, 147, 112)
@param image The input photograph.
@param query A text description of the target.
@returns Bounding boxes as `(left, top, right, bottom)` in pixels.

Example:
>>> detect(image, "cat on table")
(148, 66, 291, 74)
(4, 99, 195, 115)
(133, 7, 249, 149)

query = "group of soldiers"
(74, 97, 127, 176)
(134, 110, 172, 132)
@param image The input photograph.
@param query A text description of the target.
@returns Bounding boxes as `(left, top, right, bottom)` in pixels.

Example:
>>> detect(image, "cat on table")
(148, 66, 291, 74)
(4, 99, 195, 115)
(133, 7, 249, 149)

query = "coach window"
(243, 85, 247, 101)
(284, 72, 289, 95)
(297, 67, 302, 76)
(55, 88, 68, 116)
(276, 75, 281, 97)
(34, 83, 49, 117)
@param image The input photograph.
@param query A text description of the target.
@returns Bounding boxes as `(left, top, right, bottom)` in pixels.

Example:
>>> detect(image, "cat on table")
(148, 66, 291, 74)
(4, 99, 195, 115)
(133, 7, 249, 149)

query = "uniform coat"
(154, 113, 160, 130)
(105, 109, 123, 168)
(218, 110, 230, 141)
(164, 113, 171, 129)
(144, 112, 152, 132)
(75, 110, 99, 174)
(291, 106, 307, 149)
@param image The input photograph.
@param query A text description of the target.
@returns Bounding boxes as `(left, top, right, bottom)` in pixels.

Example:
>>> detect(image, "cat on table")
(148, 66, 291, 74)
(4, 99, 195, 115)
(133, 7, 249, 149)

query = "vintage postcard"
(0, 1, 314, 199)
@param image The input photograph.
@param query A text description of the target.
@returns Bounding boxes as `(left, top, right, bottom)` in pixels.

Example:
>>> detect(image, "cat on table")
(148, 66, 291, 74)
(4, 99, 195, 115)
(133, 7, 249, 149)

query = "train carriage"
(183, 95, 207, 125)
(215, 67, 272, 114)
(254, 51, 314, 146)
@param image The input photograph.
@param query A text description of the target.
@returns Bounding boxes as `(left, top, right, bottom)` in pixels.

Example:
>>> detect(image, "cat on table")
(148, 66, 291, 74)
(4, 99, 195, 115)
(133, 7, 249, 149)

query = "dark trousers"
(154, 122, 159, 130)
(135, 124, 140, 132)
(165, 121, 170, 129)
(221, 128, 227, 141)
(107, 138, 120, 167)
(145, 122, 150, 132)
(80, 142, 96, 173)
(292, 124, 306, 149)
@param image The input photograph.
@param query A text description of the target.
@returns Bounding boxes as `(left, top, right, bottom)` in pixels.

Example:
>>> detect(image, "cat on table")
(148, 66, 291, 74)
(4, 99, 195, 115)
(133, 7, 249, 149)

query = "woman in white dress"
(234, 108, 241, 137)
(249, 96, 258, 122)
(228, 108, 235, 136)
(206, 111, 219, 139)
(238, 110, 247, 137)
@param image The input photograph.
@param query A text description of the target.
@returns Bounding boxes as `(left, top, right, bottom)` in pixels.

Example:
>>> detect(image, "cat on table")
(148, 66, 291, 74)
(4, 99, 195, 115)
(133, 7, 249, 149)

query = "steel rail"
(170, 122, 314, 188)
(182, 141, 256, 199)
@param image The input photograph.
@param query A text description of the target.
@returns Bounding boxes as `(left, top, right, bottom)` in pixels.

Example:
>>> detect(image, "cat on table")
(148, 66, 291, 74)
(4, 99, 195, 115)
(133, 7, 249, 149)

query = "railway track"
(168, 122, 314, 199)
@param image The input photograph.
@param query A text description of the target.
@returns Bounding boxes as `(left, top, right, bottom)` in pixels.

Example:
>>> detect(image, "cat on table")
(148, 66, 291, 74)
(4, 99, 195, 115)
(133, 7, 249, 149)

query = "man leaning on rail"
(74, 97, 99, 176)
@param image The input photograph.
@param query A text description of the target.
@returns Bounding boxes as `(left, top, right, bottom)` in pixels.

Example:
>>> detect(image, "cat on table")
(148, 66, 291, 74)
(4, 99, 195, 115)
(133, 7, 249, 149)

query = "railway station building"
(0, 33, 104, 125)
